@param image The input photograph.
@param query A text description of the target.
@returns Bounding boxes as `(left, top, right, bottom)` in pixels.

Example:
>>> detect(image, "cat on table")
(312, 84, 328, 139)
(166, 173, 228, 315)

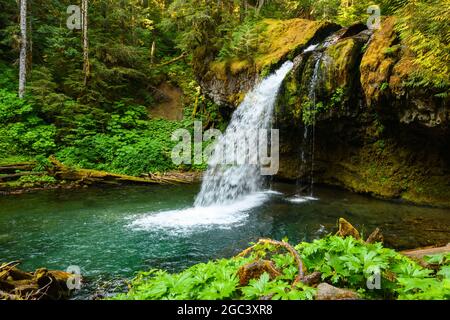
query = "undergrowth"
(112, 236, 450, 300)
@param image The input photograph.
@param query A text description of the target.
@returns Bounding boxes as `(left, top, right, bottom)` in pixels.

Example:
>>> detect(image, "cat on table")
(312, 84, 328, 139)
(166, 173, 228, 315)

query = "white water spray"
(195, 61, 294, 207)
(130, 62, 293, 232)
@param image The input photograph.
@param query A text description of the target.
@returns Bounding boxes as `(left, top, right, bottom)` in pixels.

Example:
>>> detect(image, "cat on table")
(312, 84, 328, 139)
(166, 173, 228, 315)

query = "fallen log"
(0, 263, 77, 300)
(0, 172, 42, 182)
(0, 162, 36, 174)
(0, 290, 20, 300)
(401, 243, 450, 259)
(49, 156, 193, 186)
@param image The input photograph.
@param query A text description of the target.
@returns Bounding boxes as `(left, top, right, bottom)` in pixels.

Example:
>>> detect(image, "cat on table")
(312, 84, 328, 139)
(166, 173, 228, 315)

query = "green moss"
(0, 155, 34, 166)
(209, 61, 228, 81)
(275, 73, 302, 123)
(254, 19, 328, 71)
(208, 18, 331, 81)
(322, 137, 450, 207)
(228, 92, 246, 106)
(360, 17, 399, 106)
(322, 38, 361, 96)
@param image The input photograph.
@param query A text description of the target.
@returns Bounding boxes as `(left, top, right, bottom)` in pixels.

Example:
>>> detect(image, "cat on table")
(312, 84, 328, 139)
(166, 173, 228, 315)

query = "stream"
(1, 183, 449, 298)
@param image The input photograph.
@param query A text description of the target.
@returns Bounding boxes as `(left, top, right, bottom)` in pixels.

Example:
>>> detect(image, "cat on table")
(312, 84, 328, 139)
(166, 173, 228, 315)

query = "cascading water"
(307, 57, 321, 197)
(195, 61, 294, 207)
(131, 61, 293, 232)
(306, 36, 339, 196)
(290, 36, 339, 203)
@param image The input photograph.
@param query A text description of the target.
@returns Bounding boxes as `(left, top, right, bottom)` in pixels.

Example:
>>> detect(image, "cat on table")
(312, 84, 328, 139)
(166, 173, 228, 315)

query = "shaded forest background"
(0, 0, 448, 182)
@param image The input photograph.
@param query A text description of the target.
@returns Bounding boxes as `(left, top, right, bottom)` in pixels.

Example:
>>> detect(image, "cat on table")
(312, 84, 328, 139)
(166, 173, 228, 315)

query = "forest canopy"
(0, 0, 448, 178)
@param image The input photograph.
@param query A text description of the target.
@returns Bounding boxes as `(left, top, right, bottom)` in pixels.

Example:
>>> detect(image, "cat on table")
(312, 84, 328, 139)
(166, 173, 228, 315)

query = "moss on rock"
(198, 18, 340, 107)
(360, 17, 399, 108)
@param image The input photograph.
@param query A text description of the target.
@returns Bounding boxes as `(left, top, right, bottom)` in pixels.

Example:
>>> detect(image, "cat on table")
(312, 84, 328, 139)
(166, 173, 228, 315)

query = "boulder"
(366, 228, 384, 244)
(336, 218, 361, 240)
(316, 283, 360, 300)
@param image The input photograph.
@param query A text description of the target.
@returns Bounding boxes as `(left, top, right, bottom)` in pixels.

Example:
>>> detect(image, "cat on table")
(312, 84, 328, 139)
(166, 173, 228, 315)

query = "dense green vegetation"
(0, 0, 223, 177)
(113, 235, 450, 300)
(0, 0, 449, 302)
(0, 0, 448, 180)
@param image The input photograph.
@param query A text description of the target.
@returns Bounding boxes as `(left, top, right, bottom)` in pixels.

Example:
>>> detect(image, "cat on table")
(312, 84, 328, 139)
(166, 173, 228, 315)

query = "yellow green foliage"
(209, 18, 330, 78)
(395, 0, 450, 94)
(254, 19, 328, 70)
(360, 17, 399, 107)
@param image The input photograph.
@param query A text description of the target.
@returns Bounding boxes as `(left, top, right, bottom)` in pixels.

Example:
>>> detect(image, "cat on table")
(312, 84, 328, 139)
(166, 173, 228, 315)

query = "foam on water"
(304, 44, 318, 52)
(128, 63, 303, 233)
(128, 192, 271, 234)
(286, 195, 319, 204)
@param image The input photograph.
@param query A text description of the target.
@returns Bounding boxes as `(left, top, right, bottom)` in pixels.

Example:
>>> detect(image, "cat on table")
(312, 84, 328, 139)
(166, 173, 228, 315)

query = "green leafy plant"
(112, 236, 449, 300)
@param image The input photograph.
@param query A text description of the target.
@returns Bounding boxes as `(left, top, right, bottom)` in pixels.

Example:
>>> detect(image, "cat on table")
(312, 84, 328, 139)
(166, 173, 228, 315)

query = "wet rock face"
(274, 20, 450, 207)
(276, 26, 371, 125)
(199, 68, 259, 107)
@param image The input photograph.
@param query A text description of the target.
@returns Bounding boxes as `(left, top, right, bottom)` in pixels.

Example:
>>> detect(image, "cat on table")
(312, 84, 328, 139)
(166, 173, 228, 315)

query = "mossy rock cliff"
(194, 18, 340, 107)
(195, 17, 450, 207)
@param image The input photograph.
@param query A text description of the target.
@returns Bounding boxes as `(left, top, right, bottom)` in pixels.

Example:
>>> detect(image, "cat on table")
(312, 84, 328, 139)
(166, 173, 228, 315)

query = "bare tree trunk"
(257, 0, 265, 15)
(18, 0, 27, 98)
(150, 40, 156, 64)
(240, 0, 248, 21)
(27, 0, 32, 73)
(82, 0, 90, 86)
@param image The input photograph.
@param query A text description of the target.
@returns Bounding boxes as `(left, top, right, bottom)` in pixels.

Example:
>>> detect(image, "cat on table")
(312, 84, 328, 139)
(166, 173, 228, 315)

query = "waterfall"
(308, 57, 321, 196)
(131, 62, 293, 233)
(303, 35, 339, 197)
(195, 61, 294, 207)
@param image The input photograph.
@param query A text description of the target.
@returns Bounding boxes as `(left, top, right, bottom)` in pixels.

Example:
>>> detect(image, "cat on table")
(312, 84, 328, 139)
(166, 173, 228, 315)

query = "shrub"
(112, 236, 450, 300)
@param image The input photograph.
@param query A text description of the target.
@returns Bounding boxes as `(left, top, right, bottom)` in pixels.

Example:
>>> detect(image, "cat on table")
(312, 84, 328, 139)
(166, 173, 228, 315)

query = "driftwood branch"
(0, 264, 75, 300)
(238, 238, 305, 286)
(156, 52, 188, 67)
(401, 243, 450, 259)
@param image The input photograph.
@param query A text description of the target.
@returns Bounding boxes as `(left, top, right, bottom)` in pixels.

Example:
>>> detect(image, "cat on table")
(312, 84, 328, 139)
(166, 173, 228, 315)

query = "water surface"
(0, 183, 449, 297)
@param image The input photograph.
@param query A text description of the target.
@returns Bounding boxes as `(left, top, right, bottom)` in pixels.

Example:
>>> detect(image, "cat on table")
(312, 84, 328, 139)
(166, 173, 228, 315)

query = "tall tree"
(18, 0, 27, 98)
(82, 0, 89, 86)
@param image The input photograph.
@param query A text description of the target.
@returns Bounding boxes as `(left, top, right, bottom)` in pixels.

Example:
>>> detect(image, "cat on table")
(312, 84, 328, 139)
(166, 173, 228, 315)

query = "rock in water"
(366, 227, 384, 244)
(336, 218, 361, 240)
